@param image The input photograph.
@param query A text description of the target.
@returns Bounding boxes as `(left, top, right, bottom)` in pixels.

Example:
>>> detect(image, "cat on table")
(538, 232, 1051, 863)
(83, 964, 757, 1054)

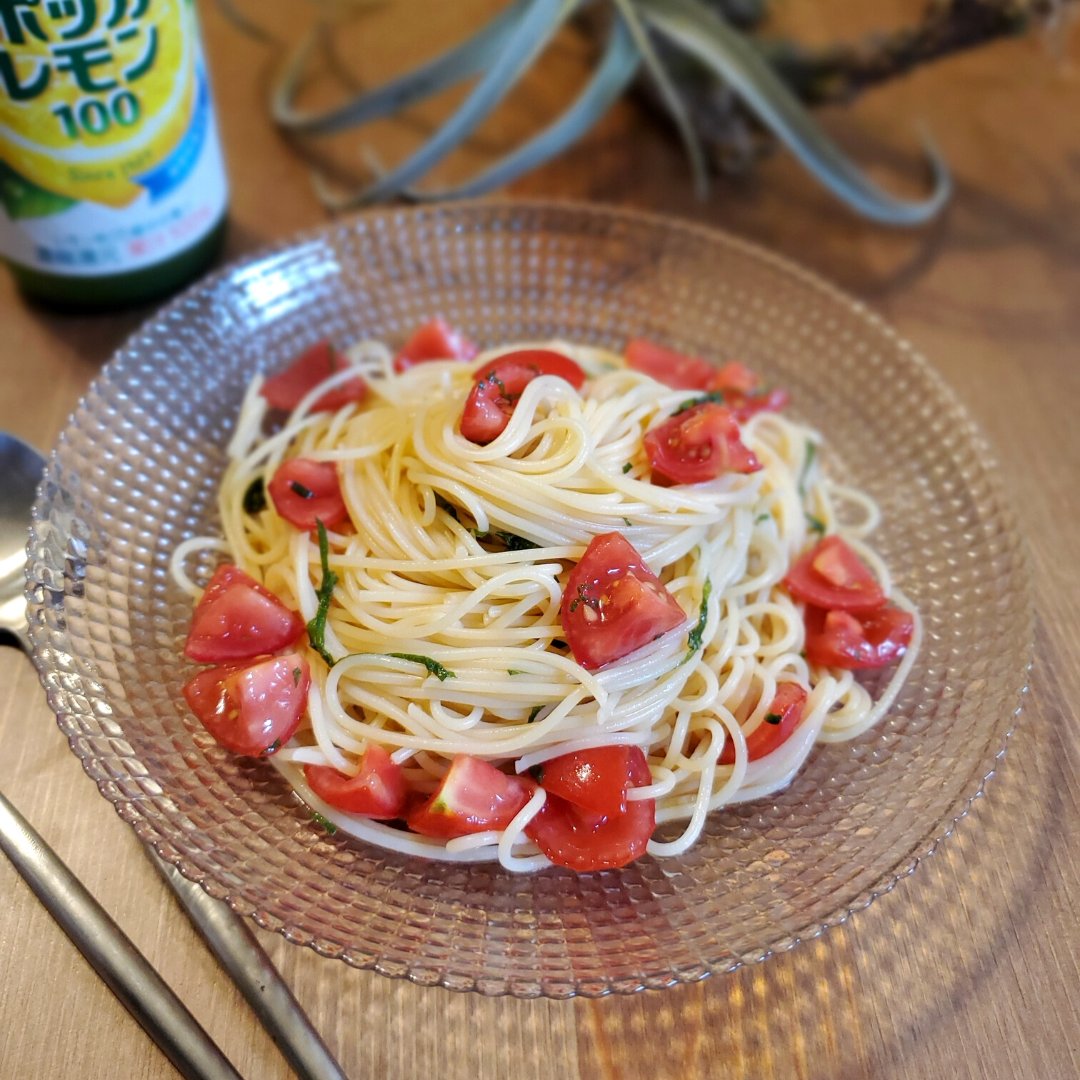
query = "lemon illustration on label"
(0, 0, 197, 210)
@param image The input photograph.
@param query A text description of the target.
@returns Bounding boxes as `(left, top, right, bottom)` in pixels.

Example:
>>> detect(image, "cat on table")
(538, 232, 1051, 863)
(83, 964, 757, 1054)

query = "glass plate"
(26, 202, 1032, 998)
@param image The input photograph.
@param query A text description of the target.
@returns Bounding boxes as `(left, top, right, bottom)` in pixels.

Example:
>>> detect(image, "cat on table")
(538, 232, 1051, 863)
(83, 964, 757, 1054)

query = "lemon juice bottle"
(0, 0, 228, 309)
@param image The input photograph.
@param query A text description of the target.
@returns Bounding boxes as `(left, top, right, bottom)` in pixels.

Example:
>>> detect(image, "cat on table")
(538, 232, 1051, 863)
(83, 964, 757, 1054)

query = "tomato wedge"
(393, 318, 478, 373)
(538, 745, 650, 816)
(406, 755, 536, 839)
(183, 653, 310, 757)
(719, 682, 808, 765)
(260, 340, 368, 413)
(804, 604, 914, 670)
(560, 533, 685, 671)
(184, 564, 305, 663)
(526, 748, 654, 871)
(626, 338, 715, 389)
(784, 536, 885, 612)
(460, 349, 586, 444)
(304, 745, 407, 818)
(644, 402, 761, 485)
(268, 458, 348, 531)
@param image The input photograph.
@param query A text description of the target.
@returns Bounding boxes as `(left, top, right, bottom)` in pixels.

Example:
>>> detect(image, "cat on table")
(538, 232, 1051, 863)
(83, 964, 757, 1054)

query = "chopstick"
(150, 854, 349, 1080)
(0, 790, 242, 1080)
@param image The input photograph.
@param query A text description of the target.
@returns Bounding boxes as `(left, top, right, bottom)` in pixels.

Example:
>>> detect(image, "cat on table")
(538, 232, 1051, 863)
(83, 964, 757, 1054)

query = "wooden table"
(1, 3, 1077, 1077)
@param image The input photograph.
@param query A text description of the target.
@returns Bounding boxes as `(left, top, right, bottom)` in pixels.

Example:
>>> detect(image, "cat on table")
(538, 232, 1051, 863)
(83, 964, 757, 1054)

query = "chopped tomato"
(526, 748, 654, 871)
(701, 357, 790, 421)
(561, 533, 685, 670)
(784, 536, 885, 612)
(184, 564, 305, 663)
(644, 402, 761, 485)
(707, 360, 759, 395)
(460, 349, 586, 444)
(804, 604, 914, 670)
(725, 386, 791, 423)
(268, 458, 348, 531)
(183, 653, 310, 757)
(393, 318, 478, 373)
(626, 338, 715, 389)
(627, 341, 789, 421)
(539, 745, 650, 816)
(474, 349, 587, 390)
(719, 682, 808, 765)
(304, 745, 406, 819)
(406, 755, 536, 839)
(260, 340, 368, 414)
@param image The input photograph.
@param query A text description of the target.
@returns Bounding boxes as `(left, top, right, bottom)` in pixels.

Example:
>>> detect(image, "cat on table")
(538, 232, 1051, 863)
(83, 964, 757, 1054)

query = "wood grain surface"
(1, 2, 1077, 1078)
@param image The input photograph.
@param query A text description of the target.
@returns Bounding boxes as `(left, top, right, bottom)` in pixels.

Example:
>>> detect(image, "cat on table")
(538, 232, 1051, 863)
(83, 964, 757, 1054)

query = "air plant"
(227, 0, 1068, 225)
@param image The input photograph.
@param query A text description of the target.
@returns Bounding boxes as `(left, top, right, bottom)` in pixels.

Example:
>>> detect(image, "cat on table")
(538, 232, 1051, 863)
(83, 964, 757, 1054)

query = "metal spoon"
(0, 433, 41, 652)
(0, 432, 347, 1080)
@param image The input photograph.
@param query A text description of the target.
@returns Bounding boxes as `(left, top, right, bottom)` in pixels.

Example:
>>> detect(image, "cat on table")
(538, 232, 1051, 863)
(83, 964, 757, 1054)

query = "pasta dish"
(173, 321, 919, 872)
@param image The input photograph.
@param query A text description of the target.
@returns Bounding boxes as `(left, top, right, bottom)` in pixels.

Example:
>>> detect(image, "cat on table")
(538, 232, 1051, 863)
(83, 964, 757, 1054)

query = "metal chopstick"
(0, 789, 242, 1080)
(149, 854, 349, 1080)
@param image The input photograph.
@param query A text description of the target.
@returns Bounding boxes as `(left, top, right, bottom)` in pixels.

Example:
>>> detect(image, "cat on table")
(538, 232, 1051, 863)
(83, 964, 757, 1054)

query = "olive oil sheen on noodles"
(0, 0, 228, 309)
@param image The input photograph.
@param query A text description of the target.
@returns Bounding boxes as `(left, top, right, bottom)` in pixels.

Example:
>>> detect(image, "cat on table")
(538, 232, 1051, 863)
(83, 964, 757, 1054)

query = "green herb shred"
(498, 530, 538, 551)
(507, 669, 526, 676)
(798, 440, 817, 497)
(289, 480, 314, 499)
(764, 712, 783, 725)
(755, 512, 770, 524)
(311, 812, 337, 835)
(673, 390, 725, 416)
(527, 705, 544, 723)
(388, 653, 455, 681)
(242, 476, 266, 514)
(686, 578, 712, 656)
(568, 583, 594, 614)
(622, 462, 633, 474)
(483, 371, 508, 395)
(306, 519, 338, 667)
(434, 493, 459, 521)
(622, 517, 633, 528)
(470, 527, 538, 551)
(292, 666, 302, 686)
(805, 512, 827, 535)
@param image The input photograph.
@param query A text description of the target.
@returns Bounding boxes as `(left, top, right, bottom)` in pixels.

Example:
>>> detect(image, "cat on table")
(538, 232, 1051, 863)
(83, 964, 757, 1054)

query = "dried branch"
(761, 0, 1056, 106)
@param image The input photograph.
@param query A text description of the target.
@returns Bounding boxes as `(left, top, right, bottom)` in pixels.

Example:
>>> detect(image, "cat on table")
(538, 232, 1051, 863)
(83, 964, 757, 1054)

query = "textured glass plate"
(26, 202, 1032, 998)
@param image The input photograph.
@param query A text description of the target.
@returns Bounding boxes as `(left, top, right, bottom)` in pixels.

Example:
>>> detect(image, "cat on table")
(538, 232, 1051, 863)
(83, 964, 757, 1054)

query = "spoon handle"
(0, 790, 243, 1080)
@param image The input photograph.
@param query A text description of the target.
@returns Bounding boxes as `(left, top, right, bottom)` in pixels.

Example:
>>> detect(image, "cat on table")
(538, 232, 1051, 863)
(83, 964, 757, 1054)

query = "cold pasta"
(173, 323, 920, 873)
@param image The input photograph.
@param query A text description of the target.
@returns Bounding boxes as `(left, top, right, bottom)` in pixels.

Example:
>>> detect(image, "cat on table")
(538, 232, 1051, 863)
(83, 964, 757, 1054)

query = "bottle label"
(0, 0, 228, 276)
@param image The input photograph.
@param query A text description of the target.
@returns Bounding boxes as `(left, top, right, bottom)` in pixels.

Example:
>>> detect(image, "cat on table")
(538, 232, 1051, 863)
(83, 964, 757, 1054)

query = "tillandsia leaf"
(401, 14, 641, 200)
(610, 0, 709, 199)
(636, 0, 952, 225)
(215, 0, 282, 46)
(313, 0, 581, 209)
(272, 0, 535, 135)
